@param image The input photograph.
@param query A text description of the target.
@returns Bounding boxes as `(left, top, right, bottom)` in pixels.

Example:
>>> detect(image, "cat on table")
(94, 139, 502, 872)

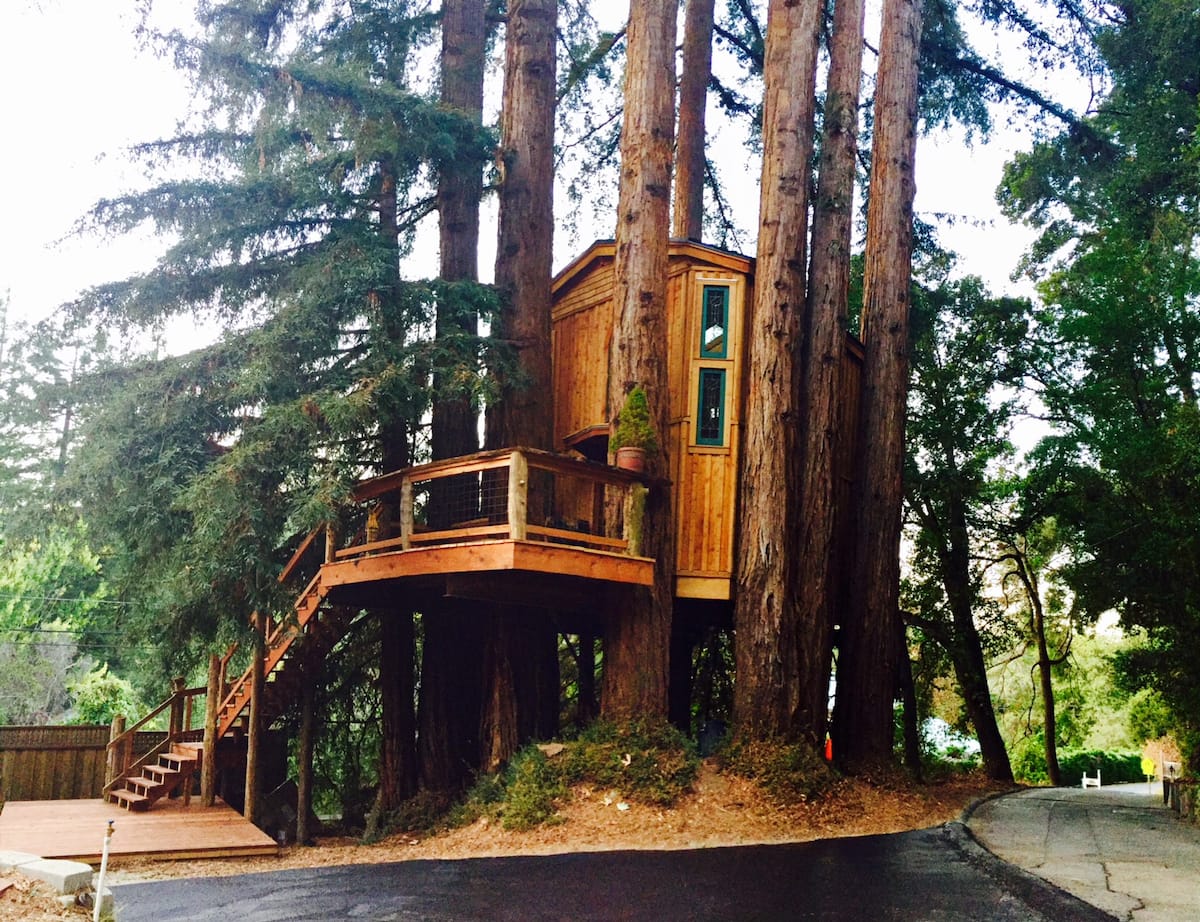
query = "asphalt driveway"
(114, 824, 1111, 922)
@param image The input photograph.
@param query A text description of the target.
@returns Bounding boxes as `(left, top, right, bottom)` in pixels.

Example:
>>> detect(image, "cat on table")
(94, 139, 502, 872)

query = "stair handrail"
(103, 680, 206, 795)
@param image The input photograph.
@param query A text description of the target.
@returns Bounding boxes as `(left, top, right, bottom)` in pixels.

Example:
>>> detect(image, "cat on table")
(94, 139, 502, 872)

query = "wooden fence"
(0, 725, 166, 801)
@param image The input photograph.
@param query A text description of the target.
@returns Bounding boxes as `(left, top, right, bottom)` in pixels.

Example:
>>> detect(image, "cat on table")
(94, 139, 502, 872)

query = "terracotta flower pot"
(614, 446, 646, 473)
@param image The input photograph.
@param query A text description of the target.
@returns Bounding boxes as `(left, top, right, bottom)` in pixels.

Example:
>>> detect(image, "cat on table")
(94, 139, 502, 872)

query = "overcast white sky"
(0, 1, 1069, 336)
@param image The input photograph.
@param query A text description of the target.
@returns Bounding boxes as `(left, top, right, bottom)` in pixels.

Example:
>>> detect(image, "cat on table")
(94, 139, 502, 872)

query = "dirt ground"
(1, 764, 1009, 921)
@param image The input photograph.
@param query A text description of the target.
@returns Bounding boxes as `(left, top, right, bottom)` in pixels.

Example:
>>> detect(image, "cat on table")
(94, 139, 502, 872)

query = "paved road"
(114, 825, 1111, 922)
(969, 783, 1200, 921)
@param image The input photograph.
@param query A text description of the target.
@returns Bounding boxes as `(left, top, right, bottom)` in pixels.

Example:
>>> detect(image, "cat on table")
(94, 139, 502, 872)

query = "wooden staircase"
(215, 569, 358, 739)
(107, 743, 200, 811)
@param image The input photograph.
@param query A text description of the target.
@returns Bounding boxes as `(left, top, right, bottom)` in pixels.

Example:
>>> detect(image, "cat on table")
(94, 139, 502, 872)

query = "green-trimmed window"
(700, 285, 729, 358)
(697, 368, 726, 445)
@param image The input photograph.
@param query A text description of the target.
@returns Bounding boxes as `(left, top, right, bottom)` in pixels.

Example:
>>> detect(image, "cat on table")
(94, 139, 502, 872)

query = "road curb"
(942, 821, 1117, 922)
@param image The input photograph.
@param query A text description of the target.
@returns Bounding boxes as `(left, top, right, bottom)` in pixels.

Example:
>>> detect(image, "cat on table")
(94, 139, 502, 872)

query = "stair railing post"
(105, 714, 126, 788)
(509, 450, 528, 541)
(201, 652, 220, 807)
(324, 522, 337, 563)
(169, 677, 186, 740)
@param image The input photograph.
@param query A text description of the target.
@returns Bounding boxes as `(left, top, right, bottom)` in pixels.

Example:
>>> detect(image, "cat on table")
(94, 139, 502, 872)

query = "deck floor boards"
(0, 798, 278, 862)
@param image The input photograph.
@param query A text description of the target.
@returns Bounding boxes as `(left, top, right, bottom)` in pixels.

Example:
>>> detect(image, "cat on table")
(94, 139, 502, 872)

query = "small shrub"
(447, 771, 507, 828)
(562, 718, 699, 806)
(719, 737, 838, 804)
(502, 748, 568, 830)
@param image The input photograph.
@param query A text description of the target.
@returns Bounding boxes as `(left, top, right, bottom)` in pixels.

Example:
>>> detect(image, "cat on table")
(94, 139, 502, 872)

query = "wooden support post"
(105, 714, 126, 787)
(296, 668, 315, 846)
(325, 522, 337, 563)
(169, 677, 186, 738)
(509, 450, 528, 541)
(400, 477, 414, 550)
(201, 653, 220, 807)
(183, 693, 194, 732)
(244, 614, 265, 824)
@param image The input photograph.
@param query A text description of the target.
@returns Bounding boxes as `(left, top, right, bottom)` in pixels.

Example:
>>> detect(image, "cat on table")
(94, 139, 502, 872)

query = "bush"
(1010, 739, 1144, 787)
(502, 748, 567, 830)
(562, 719, 699, 806)
(719, 737, 838, 804)
(1057, 750, 1143, 787)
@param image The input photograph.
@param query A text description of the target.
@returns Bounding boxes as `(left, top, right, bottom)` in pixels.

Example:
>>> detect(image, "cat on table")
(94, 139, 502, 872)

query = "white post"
(93, 820, 113, 922)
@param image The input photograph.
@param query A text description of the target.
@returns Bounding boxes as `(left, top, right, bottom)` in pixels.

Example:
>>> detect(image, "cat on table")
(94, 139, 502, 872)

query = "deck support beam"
(201, 653, 220, 807)
(296, 667, 315, 845)
(244, 613, 265, 825)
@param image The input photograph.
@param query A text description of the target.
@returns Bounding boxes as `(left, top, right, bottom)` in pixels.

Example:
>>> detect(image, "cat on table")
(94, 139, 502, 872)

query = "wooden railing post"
(324, 522, 337, 563)
(168, 677, 186, 738)
(509, 450, 528, 541)
(105, 715, 126, 787)
(400, 476, 414, 550)
(201, 653, 220, 807)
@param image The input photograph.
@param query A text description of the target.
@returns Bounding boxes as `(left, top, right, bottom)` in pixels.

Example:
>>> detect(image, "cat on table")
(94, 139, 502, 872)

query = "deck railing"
(343, 447, 648, 560)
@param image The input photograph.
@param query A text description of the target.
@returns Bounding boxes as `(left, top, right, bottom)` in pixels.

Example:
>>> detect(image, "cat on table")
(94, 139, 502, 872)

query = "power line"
(0, 593, 130, 607)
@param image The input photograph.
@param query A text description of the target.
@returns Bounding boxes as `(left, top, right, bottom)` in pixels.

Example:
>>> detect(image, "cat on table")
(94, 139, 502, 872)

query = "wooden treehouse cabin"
(103, 239, 862, 816)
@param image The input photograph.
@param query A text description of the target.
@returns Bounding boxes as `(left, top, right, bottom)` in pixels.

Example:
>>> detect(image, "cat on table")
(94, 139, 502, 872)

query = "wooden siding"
(0, 726, 166, 801)
(552, 259, 614, 444)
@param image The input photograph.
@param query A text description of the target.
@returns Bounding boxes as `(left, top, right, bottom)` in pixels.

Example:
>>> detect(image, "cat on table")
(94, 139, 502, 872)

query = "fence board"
(0, 726, 166, 801)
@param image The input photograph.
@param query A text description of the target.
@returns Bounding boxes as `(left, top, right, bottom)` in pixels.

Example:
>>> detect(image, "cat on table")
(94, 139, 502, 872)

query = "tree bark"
(432, 0, 485, 462)
(476, 0, 559, 768)
(672, 0, 716, 241)
(419, 0, 488, 792)
(376, 610, 417, 809)
(732, 0, 822, 741)
(939, 496, 1014, 782)
(601, 0, 678, 721)
(834, 0, 924, 771)
(296, 663, 315, 845)
(795, 0, 867, 745)
(244, 613, 265, 824)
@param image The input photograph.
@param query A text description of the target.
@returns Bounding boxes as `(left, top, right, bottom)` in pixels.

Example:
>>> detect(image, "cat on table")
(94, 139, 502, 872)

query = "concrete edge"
(942, 822, 1118, 922)
(959, 786, 1025, 824)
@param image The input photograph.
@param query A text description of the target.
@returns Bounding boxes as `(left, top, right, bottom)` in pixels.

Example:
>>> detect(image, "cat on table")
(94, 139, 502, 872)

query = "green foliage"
(561, 719, 699, 806)
(448, 720, 699, 832)
(66, 664, 143, 726)
(501, 748, 569, 831)
(612, 386, 658, 454)
(719, 738, 837, 804)
(1013, 742, 1143, 787)
(1126, 688, 1176, 745)
(1000, 0, 1200, 769)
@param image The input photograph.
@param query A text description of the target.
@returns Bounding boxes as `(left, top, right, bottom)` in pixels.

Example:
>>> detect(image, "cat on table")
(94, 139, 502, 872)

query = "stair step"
(110, 789, 150, 811)
(158, 753, 197, 770)
(128, 775, 168, 794)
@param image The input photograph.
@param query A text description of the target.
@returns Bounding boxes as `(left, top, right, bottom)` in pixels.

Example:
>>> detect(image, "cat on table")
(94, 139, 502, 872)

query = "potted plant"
(613, 386, 658, 473)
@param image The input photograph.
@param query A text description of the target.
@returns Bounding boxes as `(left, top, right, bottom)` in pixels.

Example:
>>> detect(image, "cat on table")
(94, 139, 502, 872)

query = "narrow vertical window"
(697, 368, 725, 445)
(700, 285, 729, 358)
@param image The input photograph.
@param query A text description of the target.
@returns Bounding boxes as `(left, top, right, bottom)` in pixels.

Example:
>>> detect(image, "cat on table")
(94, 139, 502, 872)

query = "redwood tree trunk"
(795, 0, 867, 745)
(834, 0, 924, 771)
(601, 0, 678, 721)
(672, 0, 716, 241)
(732, 0, 821, 740)
(421, 0, 488, 792)
(376, 609, 417, 808)
(478, 0, 559, 767)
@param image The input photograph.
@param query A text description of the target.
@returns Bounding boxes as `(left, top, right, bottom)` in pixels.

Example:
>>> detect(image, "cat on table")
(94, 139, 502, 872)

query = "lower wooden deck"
(0, 798, 278, 862)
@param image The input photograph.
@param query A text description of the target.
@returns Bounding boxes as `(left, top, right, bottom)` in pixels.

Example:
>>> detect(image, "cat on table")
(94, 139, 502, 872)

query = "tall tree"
(901, 275, 1027, 782)
(732, 0, 822, 740)
(794, 0, 868, 747)
(479, 0, 559, 770)
(672, 0, 716, 240)
(602, 0, 678, 720)
(418, 0, 490, 795)
(834, 0, 925, 769)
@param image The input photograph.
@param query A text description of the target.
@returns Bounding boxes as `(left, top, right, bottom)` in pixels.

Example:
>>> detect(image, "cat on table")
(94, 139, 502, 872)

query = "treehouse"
(101, 239, 863, 817)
